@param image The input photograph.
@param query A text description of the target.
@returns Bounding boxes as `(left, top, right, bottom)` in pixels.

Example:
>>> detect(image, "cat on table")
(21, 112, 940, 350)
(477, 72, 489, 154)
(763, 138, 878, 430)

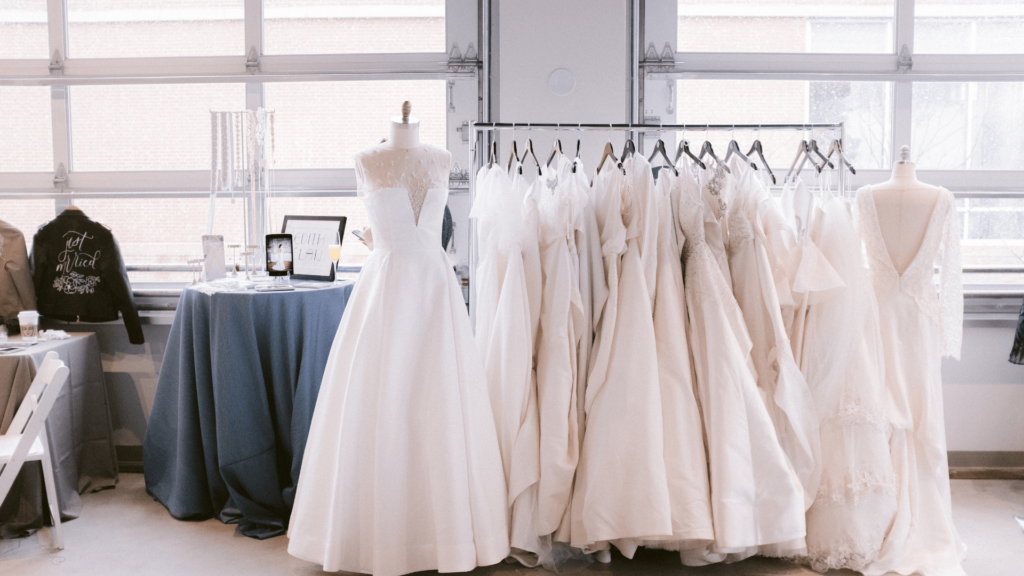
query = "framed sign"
(282, 215, 347, 281)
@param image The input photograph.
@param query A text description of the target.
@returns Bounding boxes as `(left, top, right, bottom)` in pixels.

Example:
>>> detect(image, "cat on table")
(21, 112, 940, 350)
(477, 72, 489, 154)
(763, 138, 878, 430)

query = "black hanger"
(723, 139, 756, 170)
(487, 141, 497, 166)
(826, 139, 857, 175)
(808, 140, 835, 170)
(647, 139, 678, 176)
(522, 139, 542, 176)
(546, 139, 563, 167)
(572, 139, 582, 173)
(674, 139, 707, 170)
(506, 140, 520, 173)
(746, 140, 776, 184)
(784, 141, 823, 183)
(698, 141, 731, 174)
(622, 139, 636, 160)
(596, 141, 618, 175)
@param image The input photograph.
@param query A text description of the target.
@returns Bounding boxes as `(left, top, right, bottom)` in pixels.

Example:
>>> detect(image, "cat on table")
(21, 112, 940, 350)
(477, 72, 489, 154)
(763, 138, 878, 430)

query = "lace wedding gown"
(856, 186, 966, 576)
(287, 145, 510, 576)
(678, 164, 806, 562)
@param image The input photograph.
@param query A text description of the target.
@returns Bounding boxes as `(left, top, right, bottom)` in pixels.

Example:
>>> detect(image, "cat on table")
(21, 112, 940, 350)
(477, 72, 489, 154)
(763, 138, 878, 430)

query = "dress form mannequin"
(871, 145, 942, 275)
(355, 101, 451, 249)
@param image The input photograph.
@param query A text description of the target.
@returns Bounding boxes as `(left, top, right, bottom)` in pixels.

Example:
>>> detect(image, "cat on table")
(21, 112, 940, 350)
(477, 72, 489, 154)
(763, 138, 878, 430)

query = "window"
(677, 80, 892, 170)
(915, 0, 1024, 54)
(68, 196, 248, 283)
(0, 0, 49, 59)
(0, 87, 53, 172)
(677, 0, 894, 53)
(263, 0, 445, 55)
(264, 80, 446, 169)
(66, 0, 245, 58)
(70, 84, 247, 171)
(912, 82, 1024, 170)
(0, 198, 54, 239)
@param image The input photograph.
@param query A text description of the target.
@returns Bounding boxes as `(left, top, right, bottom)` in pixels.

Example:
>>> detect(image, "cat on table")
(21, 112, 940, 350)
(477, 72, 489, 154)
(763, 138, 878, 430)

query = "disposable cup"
(18, 310, 39, 343)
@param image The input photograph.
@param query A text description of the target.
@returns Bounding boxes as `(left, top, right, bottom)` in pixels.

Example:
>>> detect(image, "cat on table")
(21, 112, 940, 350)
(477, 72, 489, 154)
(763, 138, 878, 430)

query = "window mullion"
(47, 0, 70, 215)
(244, 0, 263, 70)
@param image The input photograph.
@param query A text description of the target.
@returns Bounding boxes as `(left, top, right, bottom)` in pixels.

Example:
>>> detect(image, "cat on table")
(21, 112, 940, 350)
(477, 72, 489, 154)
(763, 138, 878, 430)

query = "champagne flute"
(329, 230, 343, 281)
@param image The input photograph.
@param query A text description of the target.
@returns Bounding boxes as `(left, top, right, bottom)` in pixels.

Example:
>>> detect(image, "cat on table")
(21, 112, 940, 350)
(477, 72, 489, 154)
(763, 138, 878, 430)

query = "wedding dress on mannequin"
(857, 147, 965, 576)
(287, 104, 510, 576)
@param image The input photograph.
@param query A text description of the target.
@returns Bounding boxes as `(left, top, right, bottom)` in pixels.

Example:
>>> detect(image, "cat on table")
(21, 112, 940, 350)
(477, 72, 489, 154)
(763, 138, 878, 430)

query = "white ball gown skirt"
(287, 187, 510, 576)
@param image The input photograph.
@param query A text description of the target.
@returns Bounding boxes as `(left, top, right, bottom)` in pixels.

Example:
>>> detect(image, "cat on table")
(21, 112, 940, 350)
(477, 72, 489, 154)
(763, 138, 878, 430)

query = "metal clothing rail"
(469, 122, 844, 131)
(465, 122, 846, 322)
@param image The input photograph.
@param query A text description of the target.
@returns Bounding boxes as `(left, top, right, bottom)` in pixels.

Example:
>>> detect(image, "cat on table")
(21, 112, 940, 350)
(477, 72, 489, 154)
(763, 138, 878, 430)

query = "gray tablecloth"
(144, 281, 353, 539)
(0, 333, 119, 537)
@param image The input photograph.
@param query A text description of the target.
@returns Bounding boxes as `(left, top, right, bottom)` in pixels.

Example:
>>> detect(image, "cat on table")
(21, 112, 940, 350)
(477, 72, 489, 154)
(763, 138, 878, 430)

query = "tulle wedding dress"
(287, 145, 510, 576)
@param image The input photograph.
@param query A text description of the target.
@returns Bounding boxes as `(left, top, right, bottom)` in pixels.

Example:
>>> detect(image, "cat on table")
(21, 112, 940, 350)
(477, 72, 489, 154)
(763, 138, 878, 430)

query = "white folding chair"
(0, 351, 70, 549)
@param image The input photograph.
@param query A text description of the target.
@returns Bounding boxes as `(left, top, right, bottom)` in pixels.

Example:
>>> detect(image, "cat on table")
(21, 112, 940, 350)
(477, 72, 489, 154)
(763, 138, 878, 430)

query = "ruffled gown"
(470, 164, 543, 564)
(725, 162, 821, 511)
(797, 190, 897, 572)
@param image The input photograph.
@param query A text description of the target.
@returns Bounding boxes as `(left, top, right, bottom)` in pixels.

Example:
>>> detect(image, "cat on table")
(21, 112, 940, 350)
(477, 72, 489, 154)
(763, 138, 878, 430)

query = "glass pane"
(678, 0, 894, 53)
(268, 196, 370, 268)
(916, 0, 1024, 54)
(912, 82, 1024, 170)
(0, 197, 54, 239)
(68, 196, 247, 283)
(264, 0, 445, 55)
(70, 84, 246, 171)
(264, 80, 446, 169)
(677, 79, 892, 170)
(0, 0, 49, 58)
(958, 197, 1024, 285)
(0, 87, 54, 172)
(67, 0, 244, 58)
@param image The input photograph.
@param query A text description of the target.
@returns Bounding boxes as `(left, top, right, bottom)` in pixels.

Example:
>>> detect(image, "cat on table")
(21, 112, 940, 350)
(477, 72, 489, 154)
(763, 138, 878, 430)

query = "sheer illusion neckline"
(862, 185, 946, 279)
(371, 186, 444, 229)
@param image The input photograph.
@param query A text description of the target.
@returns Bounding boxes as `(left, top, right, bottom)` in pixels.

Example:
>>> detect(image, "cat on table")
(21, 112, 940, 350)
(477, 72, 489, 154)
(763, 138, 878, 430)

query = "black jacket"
(31, 209, 144, 344)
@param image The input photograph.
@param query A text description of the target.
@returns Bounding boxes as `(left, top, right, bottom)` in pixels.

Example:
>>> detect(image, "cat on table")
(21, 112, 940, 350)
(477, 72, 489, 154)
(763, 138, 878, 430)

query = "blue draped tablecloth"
(143, 281, 353, 539)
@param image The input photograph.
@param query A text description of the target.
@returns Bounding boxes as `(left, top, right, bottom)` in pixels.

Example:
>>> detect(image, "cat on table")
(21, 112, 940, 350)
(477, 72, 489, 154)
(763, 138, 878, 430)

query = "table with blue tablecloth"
(143, 281, 353, 539)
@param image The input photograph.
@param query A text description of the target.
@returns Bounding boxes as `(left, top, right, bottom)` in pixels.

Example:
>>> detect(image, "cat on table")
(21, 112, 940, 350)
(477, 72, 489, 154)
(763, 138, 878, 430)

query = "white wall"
(943, 321, 1024, 453)
(493, 0, 631, 168)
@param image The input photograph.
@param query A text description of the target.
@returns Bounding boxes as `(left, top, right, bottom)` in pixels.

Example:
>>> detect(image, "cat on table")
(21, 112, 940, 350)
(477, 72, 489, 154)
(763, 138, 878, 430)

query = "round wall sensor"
(548, 68, 576, 96)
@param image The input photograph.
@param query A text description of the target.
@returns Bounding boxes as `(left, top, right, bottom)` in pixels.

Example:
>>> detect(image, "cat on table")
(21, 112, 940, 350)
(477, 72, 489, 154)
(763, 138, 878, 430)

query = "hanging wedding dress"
(534, 156, 584, 541)
(856, 186, 966, 576)
(470, 164, 543, 564)
(725, 161, 821, 511)
(677, 162, 806, 562)
(571, 155, 673, 557)
(795, 185, 896, 573)
(644, 168, 715, 553)
(288, 146, 510, 576)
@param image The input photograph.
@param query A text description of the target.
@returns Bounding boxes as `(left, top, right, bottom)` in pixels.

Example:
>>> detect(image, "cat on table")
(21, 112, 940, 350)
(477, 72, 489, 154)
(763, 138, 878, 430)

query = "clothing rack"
(466, 122, 845, 322)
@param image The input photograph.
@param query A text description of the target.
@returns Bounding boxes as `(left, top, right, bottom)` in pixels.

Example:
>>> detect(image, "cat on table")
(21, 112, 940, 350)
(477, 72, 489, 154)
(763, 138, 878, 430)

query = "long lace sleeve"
(939, 191, 963, 359)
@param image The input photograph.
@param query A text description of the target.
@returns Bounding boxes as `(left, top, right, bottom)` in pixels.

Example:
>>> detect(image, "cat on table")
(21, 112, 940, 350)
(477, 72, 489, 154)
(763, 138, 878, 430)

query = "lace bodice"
(354, 145, 451, 225)
(856, 186, 963, 359)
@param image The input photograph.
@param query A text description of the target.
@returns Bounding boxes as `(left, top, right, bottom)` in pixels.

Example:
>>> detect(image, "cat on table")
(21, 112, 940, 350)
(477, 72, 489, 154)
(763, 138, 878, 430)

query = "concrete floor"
(2, 474, 1022, 576)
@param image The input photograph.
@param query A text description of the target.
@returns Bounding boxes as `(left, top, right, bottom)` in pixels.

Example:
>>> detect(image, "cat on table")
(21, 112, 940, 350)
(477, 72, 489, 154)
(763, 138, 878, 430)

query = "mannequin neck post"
(389, 120, 421, 149)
